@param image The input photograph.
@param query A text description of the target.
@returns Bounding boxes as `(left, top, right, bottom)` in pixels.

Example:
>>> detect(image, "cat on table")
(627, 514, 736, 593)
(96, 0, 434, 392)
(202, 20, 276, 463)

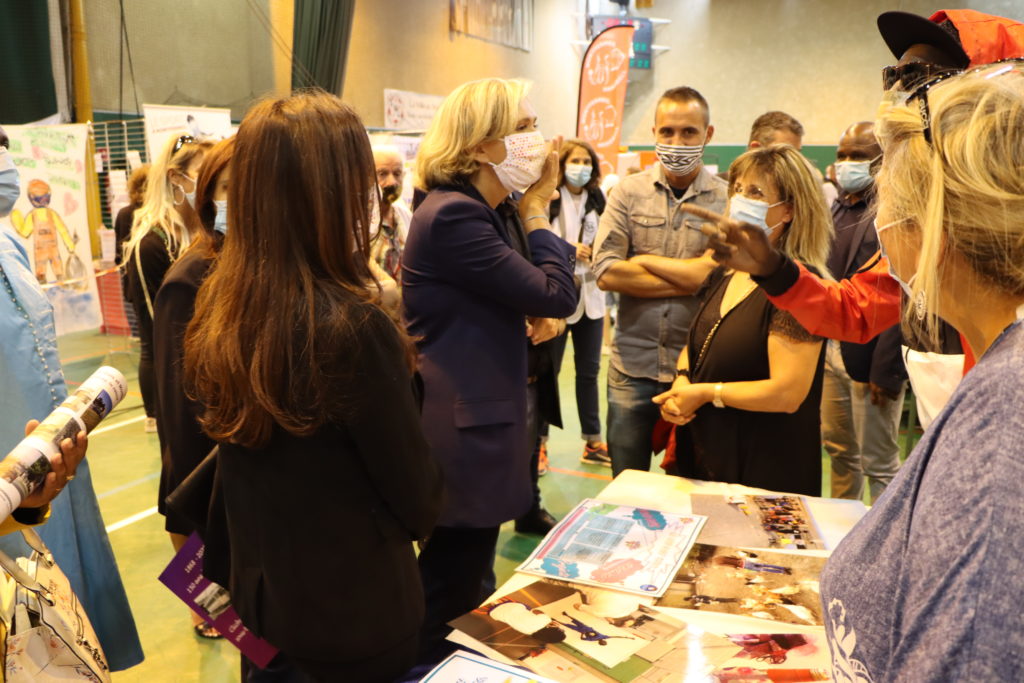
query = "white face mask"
(875, 216, 926, 318)
(213, 199, 228, 234)
(489, 131, 547, 193)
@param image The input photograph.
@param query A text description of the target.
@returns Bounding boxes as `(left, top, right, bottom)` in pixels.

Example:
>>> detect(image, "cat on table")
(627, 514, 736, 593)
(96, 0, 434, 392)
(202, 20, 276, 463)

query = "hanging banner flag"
(576, 25, 635, 178)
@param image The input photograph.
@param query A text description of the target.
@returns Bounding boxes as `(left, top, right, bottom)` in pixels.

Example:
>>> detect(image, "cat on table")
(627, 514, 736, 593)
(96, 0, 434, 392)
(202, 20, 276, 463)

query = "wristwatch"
(712, 382, 725, 408)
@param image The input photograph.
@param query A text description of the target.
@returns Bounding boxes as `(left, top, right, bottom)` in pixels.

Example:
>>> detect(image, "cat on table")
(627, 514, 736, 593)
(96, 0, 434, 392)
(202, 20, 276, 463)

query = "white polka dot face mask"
(489, 131, 547, 193)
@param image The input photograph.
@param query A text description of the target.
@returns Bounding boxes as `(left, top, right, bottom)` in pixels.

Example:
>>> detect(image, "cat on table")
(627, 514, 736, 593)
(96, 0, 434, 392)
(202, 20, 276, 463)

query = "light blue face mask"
(0, 148, 20, 218)
(834, 157, 880, 194)
(564, 163, 592, 188)
(729, 194, 784, 235)
(213, 199, 228, 234)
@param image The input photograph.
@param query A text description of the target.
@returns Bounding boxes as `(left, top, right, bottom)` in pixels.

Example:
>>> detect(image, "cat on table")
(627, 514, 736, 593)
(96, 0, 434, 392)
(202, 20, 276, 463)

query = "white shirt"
(551, 185, 605, 323)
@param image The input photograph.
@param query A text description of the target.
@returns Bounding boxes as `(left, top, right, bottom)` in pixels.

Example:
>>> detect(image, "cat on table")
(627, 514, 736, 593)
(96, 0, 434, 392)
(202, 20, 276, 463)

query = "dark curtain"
(0, 0, 58, 123)
(291, 0, 356, 93)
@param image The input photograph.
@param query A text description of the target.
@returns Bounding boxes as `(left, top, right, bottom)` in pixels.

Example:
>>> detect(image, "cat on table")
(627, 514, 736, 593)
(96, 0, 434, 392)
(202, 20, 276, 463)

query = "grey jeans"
(821, 342, 906, 503)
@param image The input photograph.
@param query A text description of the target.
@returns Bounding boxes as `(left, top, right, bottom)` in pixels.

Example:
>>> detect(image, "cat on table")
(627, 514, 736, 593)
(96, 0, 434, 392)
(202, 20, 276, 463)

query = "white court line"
(90, 414, 147, 437)
(105, 506, 158, 534)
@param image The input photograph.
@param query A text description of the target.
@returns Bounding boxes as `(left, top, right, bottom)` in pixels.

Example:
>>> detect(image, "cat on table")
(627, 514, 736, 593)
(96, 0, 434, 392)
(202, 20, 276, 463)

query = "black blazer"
(402, 184, 577, 527)
(201, 302, 444, 670)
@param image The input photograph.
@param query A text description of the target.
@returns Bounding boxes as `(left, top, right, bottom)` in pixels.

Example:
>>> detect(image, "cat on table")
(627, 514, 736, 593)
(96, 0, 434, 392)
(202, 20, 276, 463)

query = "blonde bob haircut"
(875, 62, 1024, 347)
(729, 144, 834, 280)
(416, 77, 531, 191)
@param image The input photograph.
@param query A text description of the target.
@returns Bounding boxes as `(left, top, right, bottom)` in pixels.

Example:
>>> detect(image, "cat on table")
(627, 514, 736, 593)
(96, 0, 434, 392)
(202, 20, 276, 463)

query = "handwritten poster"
(1, 124, 102, 335)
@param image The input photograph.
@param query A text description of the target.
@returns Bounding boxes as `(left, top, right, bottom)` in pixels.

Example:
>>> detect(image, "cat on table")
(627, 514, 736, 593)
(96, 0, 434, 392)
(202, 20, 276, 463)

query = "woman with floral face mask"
(654, 144, 833, 496)
(403, 77, 578, 665)
(123, 134, 213, 434)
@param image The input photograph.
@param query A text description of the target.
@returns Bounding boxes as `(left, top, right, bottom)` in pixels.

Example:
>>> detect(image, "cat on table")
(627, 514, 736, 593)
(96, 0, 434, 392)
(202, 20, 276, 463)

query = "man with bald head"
(821, 121, 906, 503)
(371, 145, 413, 281)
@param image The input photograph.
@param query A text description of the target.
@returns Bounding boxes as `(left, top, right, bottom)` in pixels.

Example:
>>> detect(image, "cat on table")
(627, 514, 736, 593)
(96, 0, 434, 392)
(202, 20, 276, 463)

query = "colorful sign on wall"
(576, 25, 635, 179)
(1, 124, 102, 335)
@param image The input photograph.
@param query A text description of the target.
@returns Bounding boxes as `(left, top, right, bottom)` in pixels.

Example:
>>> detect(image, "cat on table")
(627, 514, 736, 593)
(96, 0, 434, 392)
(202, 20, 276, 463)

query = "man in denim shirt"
(592, 87, 728, 476)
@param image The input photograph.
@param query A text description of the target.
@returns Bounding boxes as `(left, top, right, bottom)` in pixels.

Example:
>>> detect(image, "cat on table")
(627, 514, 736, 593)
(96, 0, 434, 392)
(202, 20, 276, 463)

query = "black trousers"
(416, 525, 501, 665)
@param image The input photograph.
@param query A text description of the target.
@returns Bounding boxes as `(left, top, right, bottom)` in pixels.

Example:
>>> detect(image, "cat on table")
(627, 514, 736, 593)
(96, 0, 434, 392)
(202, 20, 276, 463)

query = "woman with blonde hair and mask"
(651, 144, 833, 496)
(820, 61, 1024, 680)
(403, 77, 577, 664)
(123, 134, 213, 433)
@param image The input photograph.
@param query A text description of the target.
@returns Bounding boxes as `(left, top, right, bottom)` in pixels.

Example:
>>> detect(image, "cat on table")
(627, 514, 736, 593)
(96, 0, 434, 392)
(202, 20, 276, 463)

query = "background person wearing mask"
(153, 137, 233, 640)
(655, 145, 832, 496)
(403, 77, 577, 665)
(123, 134, 213, 434)
(822, 122, 907, 503)
(543, 139, 609, 468)
(591, 86, 728, 477)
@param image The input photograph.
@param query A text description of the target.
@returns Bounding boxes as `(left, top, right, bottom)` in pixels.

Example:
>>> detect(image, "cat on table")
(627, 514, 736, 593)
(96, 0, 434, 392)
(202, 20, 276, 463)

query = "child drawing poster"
(1, 124, 102, 334)
(517, 498, 706, 597)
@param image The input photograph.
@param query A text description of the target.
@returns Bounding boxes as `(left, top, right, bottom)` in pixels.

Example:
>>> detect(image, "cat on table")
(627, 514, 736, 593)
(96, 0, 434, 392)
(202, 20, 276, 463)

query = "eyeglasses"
(881, 62, 959, 92)
(172, 135, 196, 155)
(908, 58, 1024, 145)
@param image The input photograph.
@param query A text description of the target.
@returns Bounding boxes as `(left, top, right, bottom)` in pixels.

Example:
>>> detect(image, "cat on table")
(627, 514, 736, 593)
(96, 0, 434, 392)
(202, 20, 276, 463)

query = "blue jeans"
(606, 365, 672, 476)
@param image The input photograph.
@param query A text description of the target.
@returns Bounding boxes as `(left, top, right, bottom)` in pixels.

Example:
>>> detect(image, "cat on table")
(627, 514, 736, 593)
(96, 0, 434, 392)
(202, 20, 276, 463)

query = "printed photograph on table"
(517, 498, 706, 597)
(656, 544, 827, 627)
(712, 634, 831, 671)
(448, 580, 740, 682)
(691, 494, 826, 550)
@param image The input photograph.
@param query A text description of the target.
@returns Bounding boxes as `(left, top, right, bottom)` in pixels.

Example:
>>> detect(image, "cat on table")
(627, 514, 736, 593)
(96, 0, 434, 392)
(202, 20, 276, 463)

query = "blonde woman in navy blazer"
(402, 78, 578, 664)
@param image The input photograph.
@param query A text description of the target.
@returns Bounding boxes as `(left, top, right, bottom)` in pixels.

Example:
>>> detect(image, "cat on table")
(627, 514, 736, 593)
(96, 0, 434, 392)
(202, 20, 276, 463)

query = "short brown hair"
(748, 111, 805, 146)
(127, 164, 150, 206)
(656, 86, 710, 126)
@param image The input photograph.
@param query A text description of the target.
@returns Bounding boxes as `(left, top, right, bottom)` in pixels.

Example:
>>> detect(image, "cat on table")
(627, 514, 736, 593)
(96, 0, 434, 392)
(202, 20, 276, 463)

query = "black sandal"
(194, 622, 224, 640)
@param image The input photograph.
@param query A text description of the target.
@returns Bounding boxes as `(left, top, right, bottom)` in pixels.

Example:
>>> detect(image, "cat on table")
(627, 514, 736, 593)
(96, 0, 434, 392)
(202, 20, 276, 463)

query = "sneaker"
(580, 442, 611, 467)
(537, 443, 549, 477)
(145, 417, 158, 433)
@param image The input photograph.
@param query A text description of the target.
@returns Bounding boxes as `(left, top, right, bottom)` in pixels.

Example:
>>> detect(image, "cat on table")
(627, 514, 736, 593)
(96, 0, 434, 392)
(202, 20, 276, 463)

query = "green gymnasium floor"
(59, 329, 915, 681)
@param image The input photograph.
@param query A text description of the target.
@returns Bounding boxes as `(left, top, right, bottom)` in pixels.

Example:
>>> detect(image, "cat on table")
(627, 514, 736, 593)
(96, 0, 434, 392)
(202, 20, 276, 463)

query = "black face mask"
(381, 184, 401, 204)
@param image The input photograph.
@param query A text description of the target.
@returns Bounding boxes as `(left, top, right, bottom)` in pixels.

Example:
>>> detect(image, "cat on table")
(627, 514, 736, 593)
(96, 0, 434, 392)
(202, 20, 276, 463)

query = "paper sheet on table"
(516, 498, 705, 597)
(420, 649, 559, 683)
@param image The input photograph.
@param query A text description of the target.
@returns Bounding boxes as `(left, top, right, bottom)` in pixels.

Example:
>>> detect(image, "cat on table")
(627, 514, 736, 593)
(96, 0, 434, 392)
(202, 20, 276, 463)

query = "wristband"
(524, 215, 548, 224)
(712, 382, 725, 408)
(676, 367, 689, 379)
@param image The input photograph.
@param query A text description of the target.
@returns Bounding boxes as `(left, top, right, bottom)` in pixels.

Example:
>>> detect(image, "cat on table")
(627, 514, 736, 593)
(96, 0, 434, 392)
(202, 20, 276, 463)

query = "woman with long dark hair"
(184, 91, 443, 681)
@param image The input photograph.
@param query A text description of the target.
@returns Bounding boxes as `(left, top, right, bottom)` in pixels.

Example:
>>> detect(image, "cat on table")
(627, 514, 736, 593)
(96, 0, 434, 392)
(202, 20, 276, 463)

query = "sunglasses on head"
(907, 57, 1024, 145)
(172, 134, 196, 155)
(881, 62, 960, 92)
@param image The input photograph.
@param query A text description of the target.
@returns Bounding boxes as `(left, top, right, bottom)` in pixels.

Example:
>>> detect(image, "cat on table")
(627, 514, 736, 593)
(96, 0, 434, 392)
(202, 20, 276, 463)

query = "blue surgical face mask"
(213, 199, 228, 234)
(0, 148, 20, 218)
(834, 157, 879, 194)
(564, 163, 592, 188)
(729, 194, 784, 235)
